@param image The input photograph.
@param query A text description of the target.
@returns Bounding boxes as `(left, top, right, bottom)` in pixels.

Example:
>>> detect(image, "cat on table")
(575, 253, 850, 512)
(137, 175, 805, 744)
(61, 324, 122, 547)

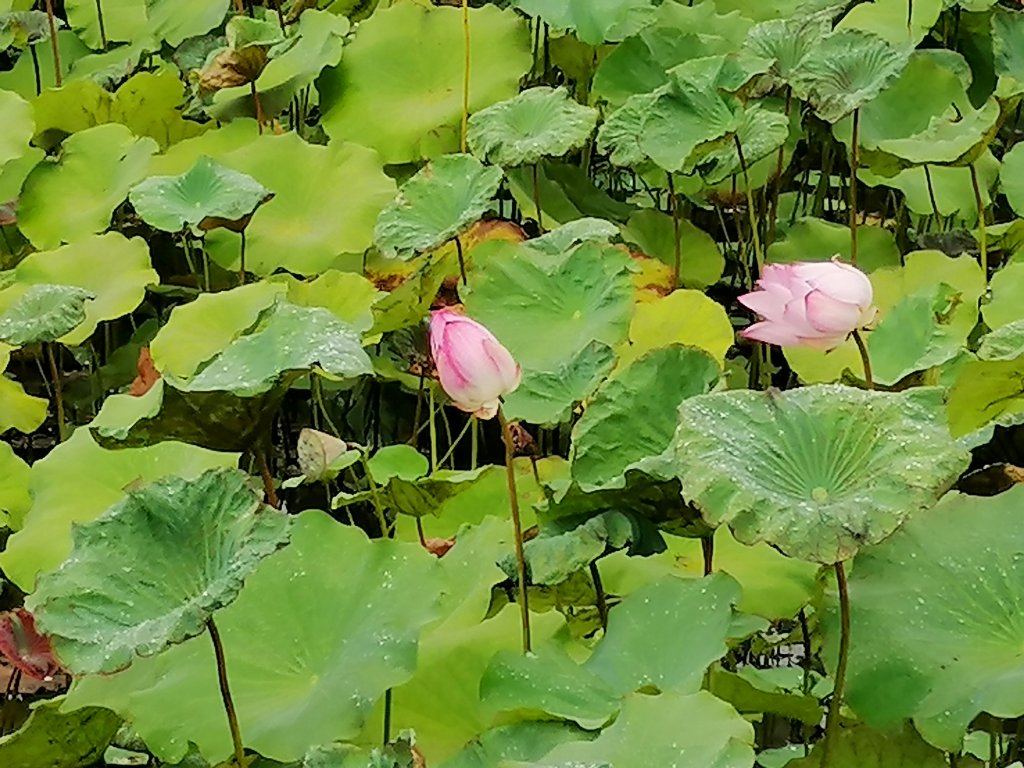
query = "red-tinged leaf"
(128, 347, 161, 397)
(423, 537, 455, 558)
(0, 608, 62, 680)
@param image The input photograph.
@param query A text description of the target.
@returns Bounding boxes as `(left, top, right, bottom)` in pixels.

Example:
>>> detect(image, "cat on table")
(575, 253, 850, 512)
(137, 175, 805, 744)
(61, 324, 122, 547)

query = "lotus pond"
(1, 0, 1024, 766)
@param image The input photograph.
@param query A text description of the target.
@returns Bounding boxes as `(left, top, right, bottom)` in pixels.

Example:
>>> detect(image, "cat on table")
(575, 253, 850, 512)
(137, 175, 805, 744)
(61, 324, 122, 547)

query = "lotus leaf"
(839, 486, 1024, 749)
(17, 123, 156, 249)
(670, 385, 969, 563)
(0, 439, 30, 528)
(620, 209, 724, 288)
(983, 261, 1024, 330)
(440, 722, 596, 768)
(65, 511, 444, 763)
(788, 723, 963, 767)
(28, 468, 290, 674)
(320, 3, 531, 163)
(618, 289, 734, 367)
(0, 347, 47, 434)
(129, 155, 272, 234)
(374, 154, 503, 259)
(511, 0, 657, 45)
(0, 284, 93, 345)
(838, 0, 943, 45)
(0, 428, 238, 591)
(467, 87, 598, 168)
(571, 345, 720, 492)
(993, 8, 1024, 98)
(0, 697, 121, 768)
(743, 12, 834, 91)
(0, 88, 32, 168)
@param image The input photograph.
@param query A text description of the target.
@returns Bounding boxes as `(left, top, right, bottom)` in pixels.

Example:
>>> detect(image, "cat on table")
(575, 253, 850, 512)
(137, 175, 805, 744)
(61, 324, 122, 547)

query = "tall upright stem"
(849, 109, 861, 267)
(454, 236, 467, 286)
(768, 87, 793, 244)
(461, 0, 470, 153)
(923, 164, 942, 232)
(43, 0, 62, 87)
(820, 562, 851, 768)
(701, 534, 714, 576)
(94, 0, 108, 50)
(969, 162, 988, 281)
(851, 329, 873, 391)
(667, 172, 681, 288)
(207, 619, 247, 768)
(45, 343, 67, 442)
(238, 231, 247, 286)
(531, 164, 543, 231)
(590, 560, 608, 631)
(256, 449, 279, 508)
(734, 135, 763, 279)
(498, 407, 532, 653)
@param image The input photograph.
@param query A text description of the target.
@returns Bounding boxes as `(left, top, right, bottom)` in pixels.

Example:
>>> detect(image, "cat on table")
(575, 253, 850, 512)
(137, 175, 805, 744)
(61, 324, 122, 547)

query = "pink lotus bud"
(429, 308, 521, 420)
(738, 258, 878, 350)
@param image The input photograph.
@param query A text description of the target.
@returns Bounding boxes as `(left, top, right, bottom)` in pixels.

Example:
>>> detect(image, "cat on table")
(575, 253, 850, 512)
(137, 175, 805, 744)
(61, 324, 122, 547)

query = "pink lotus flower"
(739, 258, 878, 350)
(430, 308, 521, 420)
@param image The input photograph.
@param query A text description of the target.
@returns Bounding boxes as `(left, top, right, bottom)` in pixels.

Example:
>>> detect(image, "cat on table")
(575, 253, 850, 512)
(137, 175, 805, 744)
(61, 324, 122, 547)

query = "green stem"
(42, 0, 62, 87)
(701, 534, 714, 576)
(429, 389, 439, 472)
(768, 87, 793, 245)
(590, 560, 608, 632)
(923, 164, 943, 233)
(531, 163, 543, 231)
(499, 407, 531, 653)
(238, 230, 247, 286)
(207, 619, 247, 768)
(851, 329, 873, 390)
(667, 172, 681, 288)
(454, 235, 467, 286)
(969, 162, 988, 281)
(470, 416, 479, 470)
(436, 416, 475, 468)
(734, 135, 763, 279)
(849, 109, 861, 267)
(360, 456, 391, 537)
(820, 562, 851, 768)
(94, 0, 108, 50)
(45, 343, 67, 442)
(461, 0, 470, 153)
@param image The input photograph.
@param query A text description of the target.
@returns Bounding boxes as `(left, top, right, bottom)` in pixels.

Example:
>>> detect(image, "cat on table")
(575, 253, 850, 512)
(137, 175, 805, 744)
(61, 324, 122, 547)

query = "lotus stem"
(667, 172, 681, 288)
(360, 455, 391, 537)
(470, 416, 478, 470)
(590, 560, 608, 631)
(734, 135, 764, 279)
(849, 109, 861, 267)
(94, 0, 108, 50)
(454, 235, 467, 286)
(923, 164, 942, 232)
(207, 618, 247, 768)
(256, 448, 280, 508)
(250, 82, 265, 134)
(429, 389, 439, 471)
(45, 343, 67, 442)
(29, 45, 41, 95)
(907, 0, 913, 32)
(383, 688, 393, 746)
(461, 0, 470, 153)
(42, 0, 62, 87)
(969, 162, 988, 281)
(701, 534, 714, 576)
(820, 561, 851, 768)
(238, 230, 247, 286)
(531, 163, 543, 231)
(768, 86, 793, 244)
(499, 407, 532, 653)
(851, 329, 874, 390)
(270, 0, 285, 31)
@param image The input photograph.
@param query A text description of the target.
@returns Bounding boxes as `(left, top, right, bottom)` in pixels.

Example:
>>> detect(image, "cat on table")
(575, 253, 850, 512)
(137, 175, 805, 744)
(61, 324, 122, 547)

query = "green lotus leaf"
(268, 270, 380, 334)
(0, 428, 238, 591)
(597, 92, 656, 167)
(993, 7, 1024, 98)
(505, 160, 634, 229)
(150, 281, 285, 379)
(620, 209, 724, 289)
(691, 101, 790, 185)
(978, 319, 1024, 361)
(0, 233, 156, 346)
(209, 10, 349, 122)
(0, 348, 47, 434)
(571, 345, 720, 492)
(788, 723, 961, 767)
(946, 356, 1024, 437)
(463, 241, 634, 421)
(225, 14, 283, 50)
(64, 511, 444, 763)
(64, 0, 148, 49)
(467, 87, 598, 168)
(0, 284, 94, 345)
(529, 218, 619, 254)
(792, 29, 911, 123)
(983, 261, 1024, 331)
(0, 87, 32, 168)
(743, 11, 834, 91)
(65, 0, 227, 48)
(859, 152, 998, 219)
(0, 440, 30, 529)
(839, 486, 1024, 749)
(28, 468, 290, 674)
(180, 301, 371, 396)
(440, 722, 596, 768)
(367, 444, 428, 485)
(17, 123, 156, 249)
(129, 155, 273, 234)
(709, 667, 822, 726)
(837, 0, 943, 45)
(0, 696, 121, 768)
(1001, 142, 1024, 216)
(502, 341, 616, 426)
(618, 289, 734, 367)
(511, 0, 657, 45)
(30, 71, 207, 152)
(0, 30, 89, 99)
(670, 385, 970, 564)
(320, 3, 531, 164)
(374, 154, 503, 259)
(537, 691, 754, 768)
(193, 133, 395, 277)
(874, 98, 1000, 168)
(767, 216, 900, 272)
